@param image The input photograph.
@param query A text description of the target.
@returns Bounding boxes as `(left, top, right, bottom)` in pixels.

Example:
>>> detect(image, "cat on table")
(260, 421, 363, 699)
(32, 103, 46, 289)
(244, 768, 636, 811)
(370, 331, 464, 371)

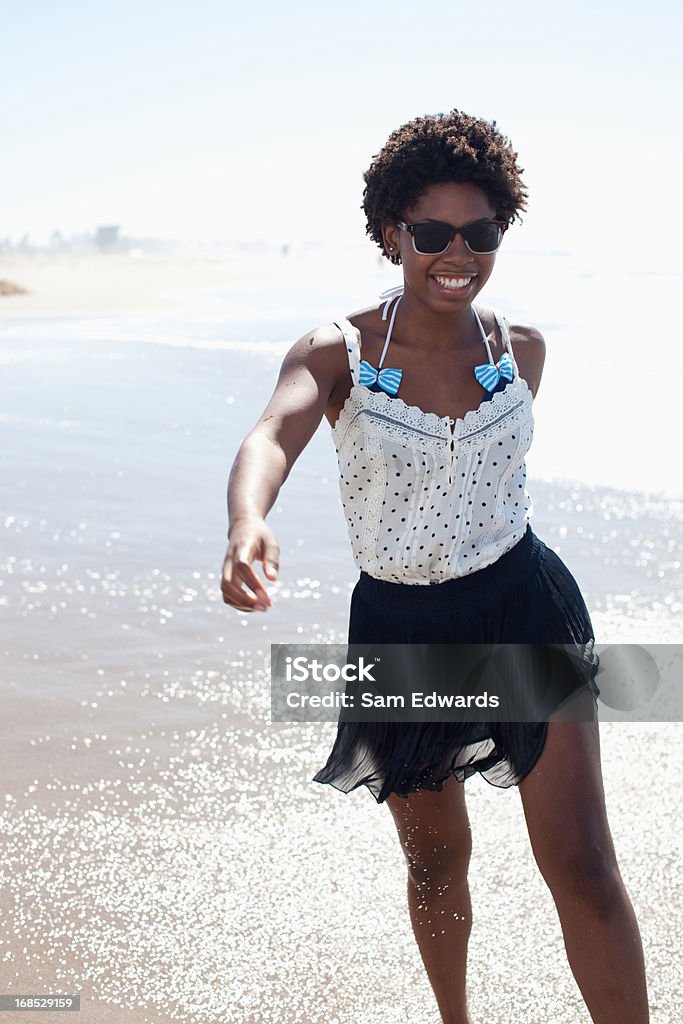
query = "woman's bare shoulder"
(478, 306, 545, 354)
(477, 305, 544, 345)
(477, 306, 546, 397)
(346, 299, 384, 320)
(283, 320, 351, 360)
(276, 321, 353, 393)
(344, 302, 385, 344)
(507, 319, 546, 376)
(506, 318, 546, 398)
(507, 318, 546, 348)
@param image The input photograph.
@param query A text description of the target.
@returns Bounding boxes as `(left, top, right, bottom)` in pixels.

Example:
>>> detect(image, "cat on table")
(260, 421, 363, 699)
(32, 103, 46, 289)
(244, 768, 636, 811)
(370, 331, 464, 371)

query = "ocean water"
(1, 246, 681, 654)
(0, 247, 681, 1023)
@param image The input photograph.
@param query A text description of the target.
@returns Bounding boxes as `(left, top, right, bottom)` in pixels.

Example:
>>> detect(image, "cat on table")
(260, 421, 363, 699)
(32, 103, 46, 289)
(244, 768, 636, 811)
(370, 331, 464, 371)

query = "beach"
(0, 248, 295, 319)
(1, 245, 681, 1023)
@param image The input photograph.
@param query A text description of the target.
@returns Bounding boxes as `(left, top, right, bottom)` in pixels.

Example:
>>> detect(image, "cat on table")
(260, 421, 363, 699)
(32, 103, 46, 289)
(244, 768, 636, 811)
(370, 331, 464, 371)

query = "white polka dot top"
(331, 286, 535, 584)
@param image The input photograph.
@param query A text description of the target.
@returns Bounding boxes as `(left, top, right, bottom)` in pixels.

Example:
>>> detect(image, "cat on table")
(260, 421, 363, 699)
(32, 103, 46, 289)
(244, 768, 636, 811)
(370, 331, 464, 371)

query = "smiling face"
(383, 181, 501, 312)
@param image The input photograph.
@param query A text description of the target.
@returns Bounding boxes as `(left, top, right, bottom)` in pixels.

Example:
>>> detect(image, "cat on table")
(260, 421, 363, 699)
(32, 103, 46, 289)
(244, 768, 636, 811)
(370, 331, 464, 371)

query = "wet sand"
(1, 670, 679, 1023)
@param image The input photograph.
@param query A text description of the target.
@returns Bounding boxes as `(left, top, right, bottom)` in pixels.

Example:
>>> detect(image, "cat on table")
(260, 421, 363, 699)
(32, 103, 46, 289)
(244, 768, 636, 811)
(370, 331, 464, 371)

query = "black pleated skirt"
(312, 524, 600, 803)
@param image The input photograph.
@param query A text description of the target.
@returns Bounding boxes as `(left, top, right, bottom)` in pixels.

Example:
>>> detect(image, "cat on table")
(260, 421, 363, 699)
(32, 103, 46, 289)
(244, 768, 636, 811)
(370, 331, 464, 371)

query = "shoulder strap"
(492, 309, 520, 376)
(332, 319, 361, 387)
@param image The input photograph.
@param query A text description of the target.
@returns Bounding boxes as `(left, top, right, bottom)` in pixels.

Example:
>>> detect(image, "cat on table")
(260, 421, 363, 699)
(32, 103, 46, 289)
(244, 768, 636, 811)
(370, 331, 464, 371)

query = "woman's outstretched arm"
(221, 323, 345, 613)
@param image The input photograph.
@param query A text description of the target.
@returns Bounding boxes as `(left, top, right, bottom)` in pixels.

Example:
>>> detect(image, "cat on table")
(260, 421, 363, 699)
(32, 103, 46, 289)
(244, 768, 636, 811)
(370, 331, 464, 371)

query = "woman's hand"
(221, 516, 280, 613)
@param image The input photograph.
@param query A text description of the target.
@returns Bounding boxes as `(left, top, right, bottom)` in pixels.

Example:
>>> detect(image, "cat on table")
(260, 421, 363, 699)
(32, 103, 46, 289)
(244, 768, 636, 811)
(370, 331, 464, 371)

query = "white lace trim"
(332, 375, 533, 451)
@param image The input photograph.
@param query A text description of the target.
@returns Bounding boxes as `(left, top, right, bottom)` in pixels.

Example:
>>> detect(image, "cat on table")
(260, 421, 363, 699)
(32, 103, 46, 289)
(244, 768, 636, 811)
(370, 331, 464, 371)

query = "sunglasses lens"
(463, 221, 503, 253)
(410, 220, 504, 254)
(412, 222, 453, 253)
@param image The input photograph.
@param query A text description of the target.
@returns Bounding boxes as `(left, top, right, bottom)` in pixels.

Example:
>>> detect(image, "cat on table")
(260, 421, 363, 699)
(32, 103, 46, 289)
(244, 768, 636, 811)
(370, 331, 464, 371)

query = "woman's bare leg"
(386, 774, 474, 1024)
(519, 692, 650, 1023)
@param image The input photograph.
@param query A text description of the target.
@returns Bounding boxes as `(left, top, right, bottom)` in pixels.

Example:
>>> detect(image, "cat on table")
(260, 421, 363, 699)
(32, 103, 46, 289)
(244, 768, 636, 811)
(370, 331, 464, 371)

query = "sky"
(2, 0, 682, 263)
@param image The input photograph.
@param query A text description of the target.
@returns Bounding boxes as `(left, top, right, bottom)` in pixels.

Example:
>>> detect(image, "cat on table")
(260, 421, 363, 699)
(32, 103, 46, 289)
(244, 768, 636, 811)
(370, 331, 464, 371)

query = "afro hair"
(362, 109, 528, 265)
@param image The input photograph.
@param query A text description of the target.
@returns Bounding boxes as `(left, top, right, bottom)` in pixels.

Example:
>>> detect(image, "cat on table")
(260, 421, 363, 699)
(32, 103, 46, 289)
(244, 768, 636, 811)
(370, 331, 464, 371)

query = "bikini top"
(330, 285, 536, 584)
(360, 284, 517, 403)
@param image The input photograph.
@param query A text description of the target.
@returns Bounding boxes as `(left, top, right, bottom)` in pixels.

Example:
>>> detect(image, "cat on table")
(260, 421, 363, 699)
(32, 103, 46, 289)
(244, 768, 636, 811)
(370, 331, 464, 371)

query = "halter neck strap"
(379, 293, 402, 368)
(379, 285, 494, 364)
(471, 305, 494, 363)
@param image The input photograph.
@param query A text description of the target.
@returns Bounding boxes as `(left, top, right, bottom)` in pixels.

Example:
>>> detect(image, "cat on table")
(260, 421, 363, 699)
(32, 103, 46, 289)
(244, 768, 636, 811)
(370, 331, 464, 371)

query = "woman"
(222, 110, 650, 1024)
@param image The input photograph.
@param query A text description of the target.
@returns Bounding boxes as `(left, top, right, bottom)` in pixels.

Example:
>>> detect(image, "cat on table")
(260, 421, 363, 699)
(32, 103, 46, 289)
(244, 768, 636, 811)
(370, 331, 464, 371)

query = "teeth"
(434, 275, 473, 289)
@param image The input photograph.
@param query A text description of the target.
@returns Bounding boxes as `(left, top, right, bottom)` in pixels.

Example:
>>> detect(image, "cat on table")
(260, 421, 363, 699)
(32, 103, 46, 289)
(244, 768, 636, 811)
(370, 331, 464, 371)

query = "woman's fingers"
(221, 550, 273, 612)
(222, 563, 254, 607)
(222, 574, 266, 611)
(262, 541, 280, 580)
(222, 582, 258, 611)
(233, 556, 271, 608)
(220, 553, 260, 611)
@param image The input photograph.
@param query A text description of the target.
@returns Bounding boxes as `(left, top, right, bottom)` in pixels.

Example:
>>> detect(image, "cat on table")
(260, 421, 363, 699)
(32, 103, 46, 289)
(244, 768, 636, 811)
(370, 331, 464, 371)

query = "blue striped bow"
(474, 351, 514, 392)
(359, 360, 403, 395)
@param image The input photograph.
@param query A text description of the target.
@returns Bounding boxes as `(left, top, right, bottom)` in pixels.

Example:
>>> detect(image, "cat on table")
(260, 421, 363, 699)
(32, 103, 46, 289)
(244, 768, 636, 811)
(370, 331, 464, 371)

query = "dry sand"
(0, 248, 289, 318)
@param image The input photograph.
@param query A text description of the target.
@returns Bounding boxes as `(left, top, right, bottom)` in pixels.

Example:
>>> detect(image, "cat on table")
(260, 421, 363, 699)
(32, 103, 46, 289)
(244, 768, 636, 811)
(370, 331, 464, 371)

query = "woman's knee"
(540, 841, 624, 916)
(405, 837, 472, 891)
(387, 779, 473, 889)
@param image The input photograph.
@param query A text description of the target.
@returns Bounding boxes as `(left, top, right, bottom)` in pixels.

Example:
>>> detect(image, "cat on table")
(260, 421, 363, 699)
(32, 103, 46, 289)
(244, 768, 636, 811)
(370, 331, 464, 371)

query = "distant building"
(95, 225, 121, 251)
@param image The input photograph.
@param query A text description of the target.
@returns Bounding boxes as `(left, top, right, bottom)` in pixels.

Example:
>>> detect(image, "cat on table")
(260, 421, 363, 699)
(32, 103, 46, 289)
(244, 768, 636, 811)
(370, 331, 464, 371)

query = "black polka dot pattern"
(332, 314, 534, 583)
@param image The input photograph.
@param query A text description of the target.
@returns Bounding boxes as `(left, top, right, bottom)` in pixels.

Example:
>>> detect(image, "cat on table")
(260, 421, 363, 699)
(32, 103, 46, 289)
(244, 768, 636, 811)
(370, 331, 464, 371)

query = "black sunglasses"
(396, 217, 508, 255)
